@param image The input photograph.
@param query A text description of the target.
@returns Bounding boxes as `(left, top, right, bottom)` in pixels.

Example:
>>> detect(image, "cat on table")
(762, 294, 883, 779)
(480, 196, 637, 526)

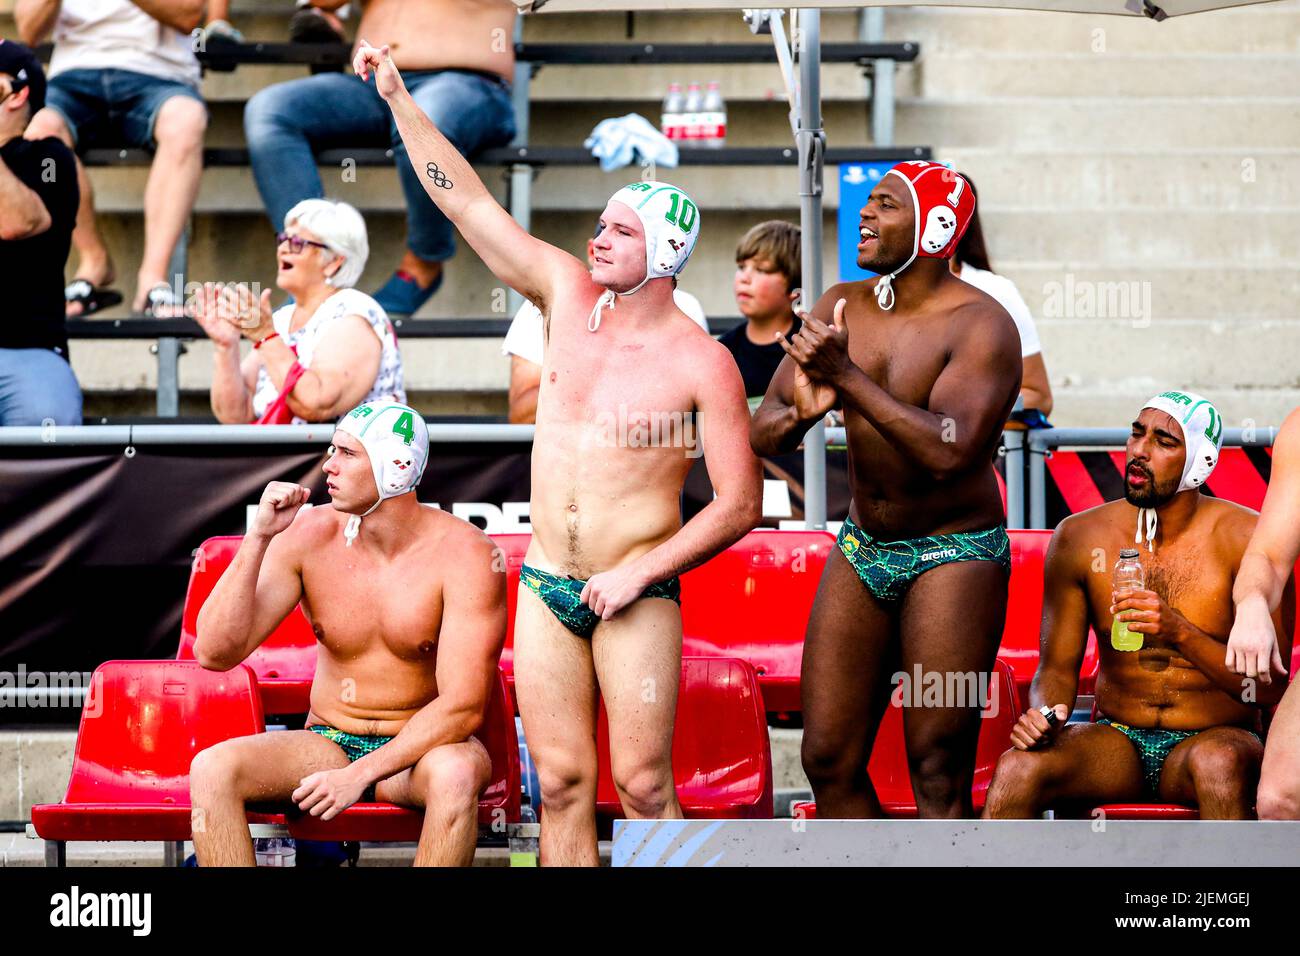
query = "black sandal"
(64, 280, 123, 317)
(142, 284, 187, 319)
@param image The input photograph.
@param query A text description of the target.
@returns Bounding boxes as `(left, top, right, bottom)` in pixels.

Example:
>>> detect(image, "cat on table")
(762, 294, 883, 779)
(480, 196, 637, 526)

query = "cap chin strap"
(587, 272, 654, 332)
(342, 493, 384, 547)
(875, 273, 897, 311)
(1136, 507, 1158, 554)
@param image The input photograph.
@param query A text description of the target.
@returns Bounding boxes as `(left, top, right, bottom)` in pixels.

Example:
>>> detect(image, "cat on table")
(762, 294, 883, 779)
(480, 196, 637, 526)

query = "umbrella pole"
(797, 9, 829, 530)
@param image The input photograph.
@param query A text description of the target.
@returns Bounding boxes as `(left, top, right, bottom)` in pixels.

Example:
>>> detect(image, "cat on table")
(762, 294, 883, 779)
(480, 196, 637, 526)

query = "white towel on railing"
(583, 113, 679, 173)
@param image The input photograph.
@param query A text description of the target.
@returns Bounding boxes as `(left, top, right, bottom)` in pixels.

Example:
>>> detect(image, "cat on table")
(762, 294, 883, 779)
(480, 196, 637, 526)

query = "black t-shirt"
(0, 135, 79, 356)
(718, 314, 803, 409)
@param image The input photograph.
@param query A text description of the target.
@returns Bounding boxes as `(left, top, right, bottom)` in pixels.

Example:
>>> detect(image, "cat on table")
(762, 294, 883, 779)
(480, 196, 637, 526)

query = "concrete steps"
(3, 2, 1297, 423)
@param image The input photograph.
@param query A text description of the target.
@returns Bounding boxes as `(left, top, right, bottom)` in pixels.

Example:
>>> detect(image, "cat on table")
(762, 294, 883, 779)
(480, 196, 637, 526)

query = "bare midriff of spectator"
(16, 0, 208, 318)
(194, 199, 406, 425)
(245, 0, 519, 318)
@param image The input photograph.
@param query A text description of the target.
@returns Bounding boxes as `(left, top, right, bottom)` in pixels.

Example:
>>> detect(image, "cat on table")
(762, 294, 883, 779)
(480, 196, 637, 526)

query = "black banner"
(0, 442, 850, 678)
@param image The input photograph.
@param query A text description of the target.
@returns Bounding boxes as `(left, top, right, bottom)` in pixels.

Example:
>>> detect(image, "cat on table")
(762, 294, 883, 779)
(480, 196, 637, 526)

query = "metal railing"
(4, 423, 1279, 530)
(1020, 427, 1278, 529)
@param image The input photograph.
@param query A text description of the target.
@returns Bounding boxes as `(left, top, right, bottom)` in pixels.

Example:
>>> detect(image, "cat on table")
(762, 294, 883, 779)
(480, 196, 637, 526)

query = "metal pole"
(508, 16, 531, 316)
(798, 9, 828, 530)
(0, 423, 537, 446)
(860, 6, 895, 146)
(1003, 429, 1024, 530)
(1029, 431, 1048, 530)
(506, 162, 531, 316)
(154, 338, 182, 417)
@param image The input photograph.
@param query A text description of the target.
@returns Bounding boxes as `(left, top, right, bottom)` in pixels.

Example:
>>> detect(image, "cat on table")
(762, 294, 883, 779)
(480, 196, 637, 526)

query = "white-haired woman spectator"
(195, 199, 405, 424)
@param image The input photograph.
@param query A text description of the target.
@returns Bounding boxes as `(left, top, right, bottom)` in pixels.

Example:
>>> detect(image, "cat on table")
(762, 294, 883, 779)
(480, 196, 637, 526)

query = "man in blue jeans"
(245, 0, 518, 317)
(0, 41, 81, 426)
(17, 0, 208, 318)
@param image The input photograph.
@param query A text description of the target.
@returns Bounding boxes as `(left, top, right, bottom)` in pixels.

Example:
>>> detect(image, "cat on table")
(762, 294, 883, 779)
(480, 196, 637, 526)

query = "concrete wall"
(1, 0, 1297, 425)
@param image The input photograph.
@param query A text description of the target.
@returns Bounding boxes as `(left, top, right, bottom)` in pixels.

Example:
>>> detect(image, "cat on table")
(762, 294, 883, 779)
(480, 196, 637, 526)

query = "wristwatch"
(1038, 704, 1060, 727)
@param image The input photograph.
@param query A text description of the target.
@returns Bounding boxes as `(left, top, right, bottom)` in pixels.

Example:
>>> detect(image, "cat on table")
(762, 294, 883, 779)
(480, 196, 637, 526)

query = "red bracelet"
(254, 332, 280, 350)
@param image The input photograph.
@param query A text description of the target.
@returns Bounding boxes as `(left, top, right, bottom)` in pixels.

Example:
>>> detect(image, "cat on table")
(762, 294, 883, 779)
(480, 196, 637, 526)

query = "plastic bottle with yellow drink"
(1111, 548, 1145, 652)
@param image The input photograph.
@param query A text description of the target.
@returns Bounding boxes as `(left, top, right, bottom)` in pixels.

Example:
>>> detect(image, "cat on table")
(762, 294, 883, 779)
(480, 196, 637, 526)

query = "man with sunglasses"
(0, 40, 82, 426)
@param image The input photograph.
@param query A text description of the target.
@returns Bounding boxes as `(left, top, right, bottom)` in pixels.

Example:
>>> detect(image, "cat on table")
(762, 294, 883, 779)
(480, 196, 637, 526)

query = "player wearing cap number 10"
(190, 402, 507, 867)
(752, 162, 1022, 818)
(356, 43, 762, 865)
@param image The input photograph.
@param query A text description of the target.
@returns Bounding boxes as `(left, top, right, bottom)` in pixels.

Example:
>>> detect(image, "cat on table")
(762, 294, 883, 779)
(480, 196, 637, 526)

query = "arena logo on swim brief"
(919, 547, 959, 562)
(1041, 272, 1151, 327)
(889, 664, 1000, 717)
(591, 404, 703, 459)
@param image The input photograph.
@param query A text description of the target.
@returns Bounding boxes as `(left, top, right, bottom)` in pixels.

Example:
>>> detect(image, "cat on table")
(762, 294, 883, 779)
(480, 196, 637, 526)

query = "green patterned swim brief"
(307, 724, 393, 762)
(836, 515, 1011, 603)
(520, 564, 681, 640)
(1096, 718, 1262, 794)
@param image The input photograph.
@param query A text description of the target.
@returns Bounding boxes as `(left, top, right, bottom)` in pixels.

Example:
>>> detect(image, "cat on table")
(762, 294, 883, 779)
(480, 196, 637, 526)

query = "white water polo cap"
(1133, 389, 1223, 553)
(589, 181, 701, 332)
(333, 400, 430, 545)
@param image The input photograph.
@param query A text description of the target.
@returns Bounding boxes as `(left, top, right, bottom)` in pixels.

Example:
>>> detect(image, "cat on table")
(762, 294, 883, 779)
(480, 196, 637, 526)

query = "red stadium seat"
(679, 530, 834, 713)
(595, 657, 773, 820)
(792, 658, 1020, 819)
(496, 530, 832, 715)
(177, 535, 317, 714)
(31, 660, 270, 843)
(999, 530, 1099, 698)
(493, 532, 531, 697)
(1092, 804, 1199, 820)
(285, 668, 522, 839)
(32, 661, 521, 856)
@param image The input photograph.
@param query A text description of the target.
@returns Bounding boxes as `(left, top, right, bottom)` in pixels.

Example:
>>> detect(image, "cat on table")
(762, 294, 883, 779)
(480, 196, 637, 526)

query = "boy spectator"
(719, 220, 802, 411)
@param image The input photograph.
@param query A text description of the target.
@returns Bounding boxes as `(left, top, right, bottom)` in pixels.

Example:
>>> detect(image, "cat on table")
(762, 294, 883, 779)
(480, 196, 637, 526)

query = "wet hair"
(950, 173, 993, 273)
(735, 220, 801, 294)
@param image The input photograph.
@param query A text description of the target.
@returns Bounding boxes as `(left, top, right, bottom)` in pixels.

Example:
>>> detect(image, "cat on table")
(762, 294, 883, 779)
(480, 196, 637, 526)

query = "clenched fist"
(250, 481, 311, 539)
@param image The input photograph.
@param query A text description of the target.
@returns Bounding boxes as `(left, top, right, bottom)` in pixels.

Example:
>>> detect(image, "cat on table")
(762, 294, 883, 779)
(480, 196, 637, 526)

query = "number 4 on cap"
(392, 411, 415, 445)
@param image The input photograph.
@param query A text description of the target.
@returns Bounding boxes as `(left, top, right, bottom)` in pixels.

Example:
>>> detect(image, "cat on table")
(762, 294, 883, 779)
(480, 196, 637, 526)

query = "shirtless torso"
(191, 453, 506, 866)
(984, 490, 1294, 819)
(356, 0, 516, 78)
(526, 282, 718, 577)
(1058, 497, 1282, 732)
(291, 504, 479, 736)
(825, 275, 1017, 538)
(361, 45, 762, 862)
(751, 257, 1021, 820)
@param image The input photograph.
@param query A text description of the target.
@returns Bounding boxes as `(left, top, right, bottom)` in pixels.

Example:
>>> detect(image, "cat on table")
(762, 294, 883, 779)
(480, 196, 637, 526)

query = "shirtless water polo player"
(190, 401, 506, 866)
(752, 161, 1022, 818)
(985, 392, 1292, 819)
(356, 43, 763, 864)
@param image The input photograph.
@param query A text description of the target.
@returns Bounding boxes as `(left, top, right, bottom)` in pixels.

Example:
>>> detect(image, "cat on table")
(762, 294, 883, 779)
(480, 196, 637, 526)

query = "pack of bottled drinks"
(661, 81, 727, 148)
